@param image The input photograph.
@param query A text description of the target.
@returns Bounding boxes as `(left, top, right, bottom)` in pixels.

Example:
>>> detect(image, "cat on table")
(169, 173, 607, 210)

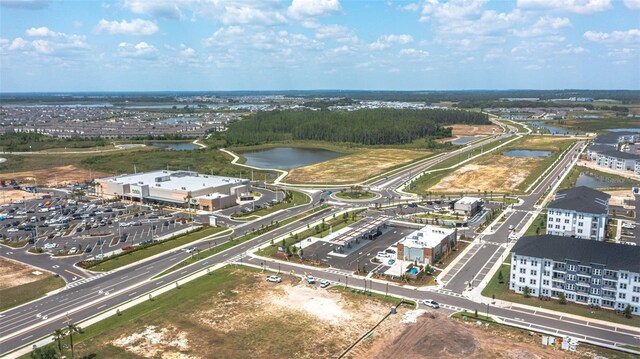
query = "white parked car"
(266, 275, 282, 283)
(421, 299, 440, 309)
(508, 233, 519, 241)
(7, 228, 19, 233)
(320, 279, 330, 288)
(305, 275, 316, 284)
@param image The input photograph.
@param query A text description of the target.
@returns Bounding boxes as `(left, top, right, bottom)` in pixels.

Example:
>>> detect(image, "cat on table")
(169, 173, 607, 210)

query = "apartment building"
(546, 186, 610, 241)
(510, 235, 640, 315)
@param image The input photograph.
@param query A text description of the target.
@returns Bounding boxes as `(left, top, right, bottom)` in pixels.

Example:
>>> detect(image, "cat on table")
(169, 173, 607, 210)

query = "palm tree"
(52, 328, 65, 356)
(67, 323, 83, 359)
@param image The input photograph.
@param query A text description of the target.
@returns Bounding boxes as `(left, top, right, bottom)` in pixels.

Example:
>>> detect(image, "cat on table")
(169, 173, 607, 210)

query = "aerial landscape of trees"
(224, 108, 489, 146)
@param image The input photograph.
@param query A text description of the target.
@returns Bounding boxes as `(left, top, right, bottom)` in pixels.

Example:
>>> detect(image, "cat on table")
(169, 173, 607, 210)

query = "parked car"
(421, 299, 440, 309)
(266, 275, 282, 283)
(305, 275, 316, 284)
(320, 279, 330, 288)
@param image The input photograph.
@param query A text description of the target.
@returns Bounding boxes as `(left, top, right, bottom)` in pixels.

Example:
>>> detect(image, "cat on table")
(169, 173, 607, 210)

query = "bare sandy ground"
(288, 149, 427, 184)
(354, 311, 606, 359)
(0, 165, 109, 186)
(0, 257, 44, 290)
(449, 124, 500, 136)
(430, 156, 540, 193)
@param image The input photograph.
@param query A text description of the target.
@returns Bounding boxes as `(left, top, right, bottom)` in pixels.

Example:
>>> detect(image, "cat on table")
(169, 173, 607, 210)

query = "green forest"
(223, 109, 489, 146)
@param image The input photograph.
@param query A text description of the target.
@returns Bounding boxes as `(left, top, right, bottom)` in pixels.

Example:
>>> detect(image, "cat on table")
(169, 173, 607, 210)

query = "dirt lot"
(0, 189, 40, 203)
(430, 156, 540, 193)
(353, 311, 628, 359)
(287, 149, 428, 184)
(0, 165, 109, 186)
(0, 257, 44, 290)
(449, 124, 500, 136)
(75, 269, 397, 359)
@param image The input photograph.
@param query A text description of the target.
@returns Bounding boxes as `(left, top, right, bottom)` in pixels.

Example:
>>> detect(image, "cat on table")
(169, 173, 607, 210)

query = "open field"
(356, 310, 634, 359)
(0, 147, 276, 185)
(37, 266, 401, 359)
(0, 257, 66, 311)
(482, 257, 640, 328)
(0, 189, 41, 203)
(449, 124, 500, 136)
(287, 148, 429, 184)
(428, 136, 575, 194)
(554, 116, 640, 132)
(231, 190, 309, 219)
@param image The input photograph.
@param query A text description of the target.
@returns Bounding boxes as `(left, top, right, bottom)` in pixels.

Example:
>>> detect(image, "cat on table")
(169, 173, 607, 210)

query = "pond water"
(242, 147, 344, 169)
(452, 136, 478, 145)
(503, 149, 553, 158)
(575, 173, 635, 188)
(527, 121, 575, 135)
(151, 142, 199, 151)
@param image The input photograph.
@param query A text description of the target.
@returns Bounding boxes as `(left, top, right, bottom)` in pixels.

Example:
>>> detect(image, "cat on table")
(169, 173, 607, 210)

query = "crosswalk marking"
(64, 272, 110, 289)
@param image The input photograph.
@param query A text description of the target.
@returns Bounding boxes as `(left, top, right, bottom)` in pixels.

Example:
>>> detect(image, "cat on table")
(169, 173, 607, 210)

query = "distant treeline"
(224, 109, 488, 146)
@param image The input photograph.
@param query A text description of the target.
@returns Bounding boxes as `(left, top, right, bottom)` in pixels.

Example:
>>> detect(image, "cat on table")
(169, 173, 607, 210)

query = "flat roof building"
(397, 225, 457, 265)
(453, 197, 482, 216)
(95, 170, 250, 211)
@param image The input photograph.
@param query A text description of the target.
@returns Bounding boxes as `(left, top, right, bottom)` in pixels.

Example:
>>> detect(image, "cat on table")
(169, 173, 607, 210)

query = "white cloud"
(221, 4, 287, 25)
(10, 27, 89, 56)
(420, 0, 488, 22)
(584, 28, 640, 43)
(624, 0, 640, 9)
(203, 26, 245, 47)
(516, 0, 612, 14)
(180, 47, 196, 58)
(370, 34, 413, 50)
(557, 44, 588, 54)
(524, 64, 542, 70)
(117, 41, 158, 59)
(26, 26, 58, 37)
(314, 24, 357, 43)
(123, 0, 183, 20)
(401, 3, 420, 11)
(287, 0, 341, 19)
(96, 19, 159, 36)
(399, 48, 429, 58)
(514, 16, 571, 37)
(8, 37, 28, 50)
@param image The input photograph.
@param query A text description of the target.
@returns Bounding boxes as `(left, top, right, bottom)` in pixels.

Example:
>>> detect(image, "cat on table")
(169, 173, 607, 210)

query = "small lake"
(151, 142, 199, 151)
(527, 121, 575, 135)
(575, 173, 635, 188)
(503, 149, 553, 158)
(452, 136, 478, 145)
(242, 147, 344, 169)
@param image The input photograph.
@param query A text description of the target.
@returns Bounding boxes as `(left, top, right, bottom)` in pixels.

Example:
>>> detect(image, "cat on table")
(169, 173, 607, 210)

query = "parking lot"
(0, 194, 194, 259)
(300, 224, 414, 273)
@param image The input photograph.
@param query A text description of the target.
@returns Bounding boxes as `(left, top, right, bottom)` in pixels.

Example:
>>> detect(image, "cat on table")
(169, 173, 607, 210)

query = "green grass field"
(82, 226, 229, 272)
(231, 190, 309, 219)
(1, 274, 66, 312)
(334, 190, 376, 200)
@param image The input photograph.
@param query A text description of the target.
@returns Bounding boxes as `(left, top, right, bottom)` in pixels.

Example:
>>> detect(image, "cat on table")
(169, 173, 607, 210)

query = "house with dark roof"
(546, 186, 610, 241)
(510, 235, 640, 314)
(587, 131, 640, 175)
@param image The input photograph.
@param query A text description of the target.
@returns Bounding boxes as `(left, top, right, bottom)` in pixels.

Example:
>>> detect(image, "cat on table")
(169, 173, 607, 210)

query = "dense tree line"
(224, 109, 488, 146)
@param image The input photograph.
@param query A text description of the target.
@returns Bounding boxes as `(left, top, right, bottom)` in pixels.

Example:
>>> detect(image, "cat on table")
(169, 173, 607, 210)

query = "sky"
(0, 0, 639, 92)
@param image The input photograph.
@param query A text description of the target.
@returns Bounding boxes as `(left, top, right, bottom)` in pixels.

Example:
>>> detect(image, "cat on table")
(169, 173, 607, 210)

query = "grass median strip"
(80, 226, 229, 272)
(158, 205, 332, 277)
(231, 190, 309, 219)
(0, 274, 66, 312)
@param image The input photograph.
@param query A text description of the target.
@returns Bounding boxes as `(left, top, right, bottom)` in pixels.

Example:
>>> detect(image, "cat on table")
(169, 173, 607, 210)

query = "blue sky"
(1, 0, 639, 92)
